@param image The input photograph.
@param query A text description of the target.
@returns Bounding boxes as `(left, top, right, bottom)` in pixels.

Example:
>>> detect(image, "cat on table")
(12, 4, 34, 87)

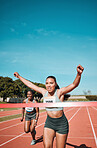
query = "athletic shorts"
(25, 112, 36, 121)
(44, 113, 69, 134)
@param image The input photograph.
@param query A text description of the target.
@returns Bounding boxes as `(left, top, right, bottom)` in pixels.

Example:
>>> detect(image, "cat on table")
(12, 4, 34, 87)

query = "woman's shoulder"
(23, 99, 27, 103)
(34, 99, 38, 103)
(42, 90, 48, 96)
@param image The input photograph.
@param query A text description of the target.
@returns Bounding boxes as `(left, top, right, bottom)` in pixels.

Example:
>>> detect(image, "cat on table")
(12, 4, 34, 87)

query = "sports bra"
(25, 98, 35, 112)
(43, 90, 63, 111)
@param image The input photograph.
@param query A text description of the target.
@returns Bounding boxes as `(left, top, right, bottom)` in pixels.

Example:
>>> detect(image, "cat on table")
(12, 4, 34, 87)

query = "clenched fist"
(77, 65, 84, 75)
(14, 72, 20, 78)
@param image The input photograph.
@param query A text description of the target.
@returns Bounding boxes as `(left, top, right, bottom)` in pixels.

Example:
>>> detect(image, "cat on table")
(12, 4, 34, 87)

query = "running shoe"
(31, 140, 36, 145)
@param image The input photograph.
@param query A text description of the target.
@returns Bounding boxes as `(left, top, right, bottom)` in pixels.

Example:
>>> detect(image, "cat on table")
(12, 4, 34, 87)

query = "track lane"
(87, 107, 97, 147)
(0, 109, 22, 117)
(0, 114, 46, 148)
(0, 111, 46, 129)
(0, 107, 75, 147)
(66, 107, 96, 148)
(0, 107, 97, 148)
(0, 111, 47, 144)
(0, 108, 74, 130)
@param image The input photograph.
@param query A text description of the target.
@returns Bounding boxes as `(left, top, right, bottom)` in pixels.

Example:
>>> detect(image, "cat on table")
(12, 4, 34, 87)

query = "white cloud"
(0, 51, 8, 55)
(26, 33, 39, 39)
(21, 22, 27, 26)
(11, 59, 17, 63)
(34, 28, 58, 36)
(35, 28, 44, 33)
(88, 38, 97, 41)
(27, 33, 34, 39)
(10, 27, 18, 35)
(82, 45, 87, 48)
(10, 28, 15, 32)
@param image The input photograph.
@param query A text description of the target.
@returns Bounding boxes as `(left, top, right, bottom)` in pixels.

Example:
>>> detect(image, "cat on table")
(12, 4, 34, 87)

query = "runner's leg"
(43, 127, 55, 148)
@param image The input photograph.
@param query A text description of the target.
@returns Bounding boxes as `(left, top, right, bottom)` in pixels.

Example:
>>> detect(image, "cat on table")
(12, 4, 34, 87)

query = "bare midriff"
(46, 110, 63, 118)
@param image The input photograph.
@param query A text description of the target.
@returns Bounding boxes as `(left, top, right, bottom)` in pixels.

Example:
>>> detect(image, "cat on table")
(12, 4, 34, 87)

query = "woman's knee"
(44, 144, 52, 148)
(24, 129, 29, 133)
(24, 127, 30, 133)
(43, 141, 53, 148)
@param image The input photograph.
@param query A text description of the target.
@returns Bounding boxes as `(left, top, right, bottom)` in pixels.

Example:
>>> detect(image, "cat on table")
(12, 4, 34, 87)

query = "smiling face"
(45, 78, 57, 93)
(27, 91, 33, 100)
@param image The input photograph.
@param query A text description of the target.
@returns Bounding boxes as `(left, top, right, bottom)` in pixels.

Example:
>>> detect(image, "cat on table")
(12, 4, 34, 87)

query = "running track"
(0, 109, 22, 118)
(0, 106, 97, 148)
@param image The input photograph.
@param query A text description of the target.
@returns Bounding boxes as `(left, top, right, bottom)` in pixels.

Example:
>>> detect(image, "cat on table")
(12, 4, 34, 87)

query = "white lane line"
(64, 107, 75, 113)
(0, 122, 23, 131)
(0, 114, 46, 131)
(0, 122, 44, 147)
(92, 106, 97, 110)
(68, 107, 81, 122)
(0, 132, 25, 147)
(86, 107, 97, 147)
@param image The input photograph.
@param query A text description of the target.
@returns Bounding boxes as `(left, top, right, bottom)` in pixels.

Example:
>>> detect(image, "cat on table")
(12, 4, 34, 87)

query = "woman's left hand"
(77, 64, 84, 75)
(33, 119, 37, 126)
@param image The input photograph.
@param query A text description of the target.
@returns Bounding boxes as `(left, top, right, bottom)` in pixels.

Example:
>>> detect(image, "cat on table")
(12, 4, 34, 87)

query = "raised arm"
(59, 65, 84, 96)
(14, 72, 46, 95)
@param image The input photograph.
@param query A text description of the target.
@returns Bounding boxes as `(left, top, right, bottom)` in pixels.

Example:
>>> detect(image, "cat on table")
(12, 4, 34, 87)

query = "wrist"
(18, 75, 21, 79)
(77, 72, 81, 76)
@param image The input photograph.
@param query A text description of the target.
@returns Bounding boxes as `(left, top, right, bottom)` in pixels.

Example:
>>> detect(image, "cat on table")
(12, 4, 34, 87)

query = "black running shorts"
(44, 113, 69, 134)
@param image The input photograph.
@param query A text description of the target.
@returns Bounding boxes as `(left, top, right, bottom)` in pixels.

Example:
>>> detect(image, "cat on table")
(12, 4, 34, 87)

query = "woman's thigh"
(43, 127, 56, 148)
(24, 120, 31, 133)
(56, 132, 68, 148)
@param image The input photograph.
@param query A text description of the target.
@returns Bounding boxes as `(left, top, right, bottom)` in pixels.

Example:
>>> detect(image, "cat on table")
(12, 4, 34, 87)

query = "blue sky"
(0, 0, 97, 95)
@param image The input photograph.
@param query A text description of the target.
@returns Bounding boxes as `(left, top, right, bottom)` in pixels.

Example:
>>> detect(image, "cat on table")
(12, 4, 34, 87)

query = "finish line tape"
(0, 101, 97, 108)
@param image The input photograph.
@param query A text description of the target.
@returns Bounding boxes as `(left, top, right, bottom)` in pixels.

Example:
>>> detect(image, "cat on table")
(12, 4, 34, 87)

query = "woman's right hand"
(14, 72, 20, 78)
(21, 118, 23, 122)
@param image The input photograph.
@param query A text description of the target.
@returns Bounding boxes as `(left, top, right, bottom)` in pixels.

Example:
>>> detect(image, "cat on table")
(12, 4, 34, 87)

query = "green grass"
(0, 109, 45, 122)
(0, 102, 8, 104)
(0, 114, 22, 122)
(86, 95, 97, 101)
(0, 108, 21, 111)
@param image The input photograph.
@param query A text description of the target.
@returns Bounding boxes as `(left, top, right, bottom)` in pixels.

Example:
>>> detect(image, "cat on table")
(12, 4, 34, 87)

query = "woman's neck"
(48, 89, 56, 96)
(28, 98, 33, 101)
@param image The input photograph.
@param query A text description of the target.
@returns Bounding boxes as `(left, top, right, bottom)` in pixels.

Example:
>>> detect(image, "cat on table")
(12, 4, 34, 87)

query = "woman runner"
(14, 64, 84, 148)
(21, 90, 39, 145)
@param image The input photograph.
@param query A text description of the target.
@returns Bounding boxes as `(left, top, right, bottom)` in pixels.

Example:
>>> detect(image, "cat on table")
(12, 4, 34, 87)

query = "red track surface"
(0, 109, 22, 117)
(0, 107, 97, 148)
